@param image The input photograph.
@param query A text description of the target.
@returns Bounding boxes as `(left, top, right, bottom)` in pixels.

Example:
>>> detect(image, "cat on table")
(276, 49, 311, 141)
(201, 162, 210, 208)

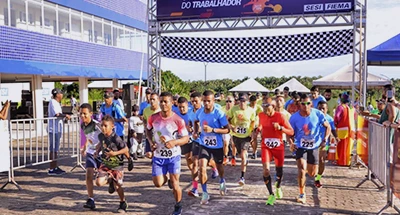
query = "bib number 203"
(160, 149, 173, 157)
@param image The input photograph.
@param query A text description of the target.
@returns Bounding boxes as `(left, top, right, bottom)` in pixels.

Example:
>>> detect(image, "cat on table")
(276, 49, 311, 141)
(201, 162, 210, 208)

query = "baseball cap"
(376, 99, 385, 104)
(104, 92, 114, 99)
(51, 88, 63, 96)
(113, 88, 119, 93)
(145, 88, 153, 94)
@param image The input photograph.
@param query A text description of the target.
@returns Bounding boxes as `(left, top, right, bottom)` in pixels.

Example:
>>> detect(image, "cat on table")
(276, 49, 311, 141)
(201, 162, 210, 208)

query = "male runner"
(227, 93, 255, 186)
(222, 95, 234, 165)
(146, 92, 189, 215)
(194, 90, 230, 204)
(316, 101, 339, 188)
(255, 97, 294, 205)
(143, 93, 161, 158)
(249, 95, 263, 159)
(289, 94, 331, 204)
(176, 97, 195, 171)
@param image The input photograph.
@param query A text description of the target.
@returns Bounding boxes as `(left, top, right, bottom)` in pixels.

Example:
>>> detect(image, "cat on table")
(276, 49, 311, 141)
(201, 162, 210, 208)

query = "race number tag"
(203, 135, 217, 147)
(236, 127, 247, 134)
(159, 148, 173, 157)
(300, 138, 315, 149)
(264, 138, 280, 149)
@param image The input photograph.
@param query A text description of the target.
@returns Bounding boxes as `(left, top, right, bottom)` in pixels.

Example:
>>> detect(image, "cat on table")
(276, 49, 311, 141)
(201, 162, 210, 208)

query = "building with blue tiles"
(0, 0, 148, 119)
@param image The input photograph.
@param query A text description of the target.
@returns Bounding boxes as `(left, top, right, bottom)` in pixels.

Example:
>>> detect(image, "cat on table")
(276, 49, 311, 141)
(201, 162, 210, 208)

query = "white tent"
(274, 78, 309, 93)
(229, 78, 270, 92)
(312, 65, 392, 89)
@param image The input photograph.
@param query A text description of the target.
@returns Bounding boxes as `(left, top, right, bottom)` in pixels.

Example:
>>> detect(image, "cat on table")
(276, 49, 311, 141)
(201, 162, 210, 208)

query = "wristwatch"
(212, 128, 216, 133)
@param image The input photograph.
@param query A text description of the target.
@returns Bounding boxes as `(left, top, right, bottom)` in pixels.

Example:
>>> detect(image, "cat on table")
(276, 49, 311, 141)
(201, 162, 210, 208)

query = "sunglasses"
(300, 102, 311, 106)
(226, 100, 233, 103)
(262, 103, 271, 107)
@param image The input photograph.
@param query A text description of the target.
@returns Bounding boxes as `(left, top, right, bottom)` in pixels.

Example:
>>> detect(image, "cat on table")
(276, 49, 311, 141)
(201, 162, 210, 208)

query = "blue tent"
(367, 33, 400, 66)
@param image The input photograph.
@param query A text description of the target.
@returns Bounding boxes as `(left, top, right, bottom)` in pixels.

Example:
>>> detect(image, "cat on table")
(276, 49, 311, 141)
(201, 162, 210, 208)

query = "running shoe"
(117, 201, 128, 212)
(172, 203, 182, 215)
(200, 192, 210, 205)
(275, 182, 283, 199)
(211, 169, 219, 179)
(314, 180, 322, 189)
(48, 167, 66, 176)
(128, 156, 134, 171)
(231, 158, 236, 166)
(223, 157, 229, 166)
(238, 177, 245, 186)
(108, 178, 115, 194)
(188, 188, 200, 197)
(83, 198, 96, 210)
(219, 181, 227, 196)
(296, 194, 306, 204)
(266, 194, 276, 205)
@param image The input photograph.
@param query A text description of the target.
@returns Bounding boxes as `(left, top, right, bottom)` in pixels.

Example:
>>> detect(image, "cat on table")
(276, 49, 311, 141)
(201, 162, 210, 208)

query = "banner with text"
(157, 0, 354, 21)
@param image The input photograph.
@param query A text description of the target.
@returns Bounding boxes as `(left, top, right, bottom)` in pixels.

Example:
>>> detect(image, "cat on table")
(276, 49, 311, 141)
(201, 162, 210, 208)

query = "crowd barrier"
(1, 116, 85, 190)
(356, 120, 400, 214)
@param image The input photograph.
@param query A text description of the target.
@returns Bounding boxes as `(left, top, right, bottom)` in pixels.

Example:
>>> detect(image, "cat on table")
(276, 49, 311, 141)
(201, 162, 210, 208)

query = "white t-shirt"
(129, 116, 144, 133)
(48, 99, 63, 133)
(113, 99, 124, 109)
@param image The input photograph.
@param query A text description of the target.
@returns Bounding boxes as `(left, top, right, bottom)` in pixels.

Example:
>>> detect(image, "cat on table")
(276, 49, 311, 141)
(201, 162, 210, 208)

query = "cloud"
(161, 0, 400, 81)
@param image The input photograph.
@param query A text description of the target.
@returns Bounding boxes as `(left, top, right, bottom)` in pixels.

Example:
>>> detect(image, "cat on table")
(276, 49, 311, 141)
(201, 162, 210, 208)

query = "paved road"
(0, 153, 399, 215)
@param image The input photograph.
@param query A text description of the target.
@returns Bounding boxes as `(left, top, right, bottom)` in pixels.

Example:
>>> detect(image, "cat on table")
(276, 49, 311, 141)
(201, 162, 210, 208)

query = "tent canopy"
(229, 78, 269, 92)
(273, 78, 309, 93)
(312, 65, 392, 89)
(367, 33, 400, 66)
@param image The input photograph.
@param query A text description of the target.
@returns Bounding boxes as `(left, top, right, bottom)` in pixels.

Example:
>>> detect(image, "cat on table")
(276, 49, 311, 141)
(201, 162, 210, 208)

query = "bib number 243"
(204, 136, 217, 146)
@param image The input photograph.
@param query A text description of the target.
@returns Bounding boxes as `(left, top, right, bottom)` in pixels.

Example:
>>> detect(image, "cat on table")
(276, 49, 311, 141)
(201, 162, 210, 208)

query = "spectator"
(323, 89, 337, 116)
(100, 92, 128, 140)
(113, 88, 125, 111)
(283, 86, 290, 102)
(70, 95, 77, 110)
(48, 88, 70, 176)
(310, 86, 326, 109)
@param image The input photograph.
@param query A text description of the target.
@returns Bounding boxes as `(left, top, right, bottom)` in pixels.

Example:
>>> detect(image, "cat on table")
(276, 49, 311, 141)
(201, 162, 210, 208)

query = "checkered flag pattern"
(161, 29, 353, 64)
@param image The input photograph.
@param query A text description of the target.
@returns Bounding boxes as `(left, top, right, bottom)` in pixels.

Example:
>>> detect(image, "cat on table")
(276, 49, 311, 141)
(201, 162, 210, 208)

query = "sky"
(160, 0, 400, 81)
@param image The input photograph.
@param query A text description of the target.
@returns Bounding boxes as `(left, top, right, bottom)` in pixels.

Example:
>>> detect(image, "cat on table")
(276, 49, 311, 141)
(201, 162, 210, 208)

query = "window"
(104, 22, 112, 45)
(3, 8, 8, 26)
(93, 18, 102, 44)
(43, 3, 56, 35)
(82, 15, 92, 42)
(58, 9, 69, 37)
(70, 12, 81, 40)
(27, 1, 41, 32)
(19, 11, 26, 23)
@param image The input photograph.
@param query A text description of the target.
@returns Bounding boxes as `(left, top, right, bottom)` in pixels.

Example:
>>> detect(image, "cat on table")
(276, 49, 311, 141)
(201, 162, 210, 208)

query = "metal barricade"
(356, 120, 400, 214)
(1, 116, 84, 190)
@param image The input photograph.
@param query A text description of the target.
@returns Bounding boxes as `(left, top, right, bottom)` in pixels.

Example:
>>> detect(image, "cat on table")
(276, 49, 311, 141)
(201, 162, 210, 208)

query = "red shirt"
(258, 112, 291, 150)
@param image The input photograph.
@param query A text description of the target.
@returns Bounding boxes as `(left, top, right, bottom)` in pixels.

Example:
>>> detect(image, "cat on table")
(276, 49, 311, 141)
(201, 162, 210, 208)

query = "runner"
(310, 86, 326, 109)
(249, 95, 263, 159)
(316, 101, 339, 188)
(95, 115, 129, 212)
(176, 97, 194, 171)
(143, 93, 161, 158)
(193, 90, 230, 204)
(227, 93, 255, 186)
(146, 92, 189, 215)
(289, 94, 331, 204)
(287, 92, 301, 115)
(275, 94, 291, 146)
(222, 95, 235, 165)
(80, 103, 102, 210)
(187, 92, 203, 197)
(255, 97, 294, 205)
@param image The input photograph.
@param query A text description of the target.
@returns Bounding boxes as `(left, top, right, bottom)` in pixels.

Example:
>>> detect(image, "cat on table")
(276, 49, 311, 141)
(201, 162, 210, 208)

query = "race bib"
(264, 138, 281, 149)
(154, 146, 179, 158)
(236, 127, 247, 134)
(300, 138, 315, 149)
(203, 135, 217, 147)
(159, 148, 173, 157)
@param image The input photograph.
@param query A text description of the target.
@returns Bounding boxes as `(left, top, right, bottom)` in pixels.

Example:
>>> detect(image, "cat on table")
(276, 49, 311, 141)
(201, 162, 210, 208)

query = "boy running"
(95, 115, 129, 212)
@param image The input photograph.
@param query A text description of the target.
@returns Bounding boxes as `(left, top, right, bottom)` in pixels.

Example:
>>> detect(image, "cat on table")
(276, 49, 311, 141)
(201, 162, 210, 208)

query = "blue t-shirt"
(176, 110, 195, 137)
(312, 95, 327, 109)
(321, 114, 336, 145)
(100, 104, 125, 137)
(195, 107, 228, 149)
(172, 105, 180, 114)
(139, 101, 150, 115)
(284, 99, 293, 110)
(289, 108, 327, 150)
(214, 103, 222, 109)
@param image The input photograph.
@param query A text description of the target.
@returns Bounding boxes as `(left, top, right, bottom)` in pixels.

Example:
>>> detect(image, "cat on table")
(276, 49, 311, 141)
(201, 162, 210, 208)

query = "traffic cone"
(327, 142, 337, 161)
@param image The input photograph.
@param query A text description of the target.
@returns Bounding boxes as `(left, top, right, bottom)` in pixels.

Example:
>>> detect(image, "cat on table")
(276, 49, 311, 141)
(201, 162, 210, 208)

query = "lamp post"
(204, 62, 208, 83)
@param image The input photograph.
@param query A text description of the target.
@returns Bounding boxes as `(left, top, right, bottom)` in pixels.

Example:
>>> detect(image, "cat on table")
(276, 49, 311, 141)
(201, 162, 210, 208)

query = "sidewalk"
(0, 155, 398, 215)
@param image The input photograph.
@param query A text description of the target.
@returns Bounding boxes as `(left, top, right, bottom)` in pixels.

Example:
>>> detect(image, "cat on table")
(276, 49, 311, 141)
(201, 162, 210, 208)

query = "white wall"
(0, 82, 54, 103)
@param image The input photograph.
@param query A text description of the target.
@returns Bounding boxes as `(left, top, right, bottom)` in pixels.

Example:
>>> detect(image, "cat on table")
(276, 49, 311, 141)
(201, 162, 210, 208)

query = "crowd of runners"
(77, 86, 345, 214)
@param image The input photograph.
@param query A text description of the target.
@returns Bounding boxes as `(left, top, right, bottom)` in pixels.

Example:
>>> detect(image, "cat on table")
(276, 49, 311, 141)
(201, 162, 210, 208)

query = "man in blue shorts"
(146, 92, 189, 215)
(193, 90, 230, 205)
(289, 94, 331, 204)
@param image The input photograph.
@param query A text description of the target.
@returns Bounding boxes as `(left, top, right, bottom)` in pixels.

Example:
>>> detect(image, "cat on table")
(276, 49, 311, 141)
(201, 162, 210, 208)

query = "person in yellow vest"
(334, 92, 355, 166)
